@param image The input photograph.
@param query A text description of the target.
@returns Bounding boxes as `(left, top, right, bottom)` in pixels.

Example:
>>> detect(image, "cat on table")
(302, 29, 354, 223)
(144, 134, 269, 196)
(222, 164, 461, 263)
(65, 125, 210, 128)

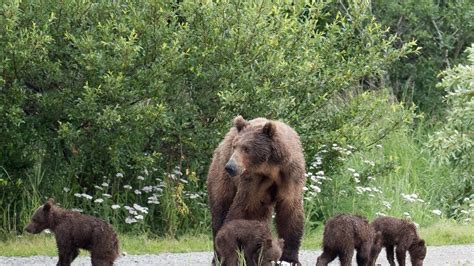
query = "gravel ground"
(1, 244, 473, 265)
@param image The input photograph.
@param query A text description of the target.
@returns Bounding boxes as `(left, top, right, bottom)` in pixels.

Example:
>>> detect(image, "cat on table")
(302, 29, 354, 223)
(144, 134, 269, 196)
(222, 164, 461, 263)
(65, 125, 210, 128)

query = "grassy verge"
(1, 221, 472, 256)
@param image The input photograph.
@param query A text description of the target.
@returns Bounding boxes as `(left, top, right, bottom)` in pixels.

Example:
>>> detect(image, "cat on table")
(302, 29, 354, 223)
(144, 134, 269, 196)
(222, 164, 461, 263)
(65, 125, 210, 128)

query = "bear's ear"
(278, 238, 285, 248)
(44, 198, 55, 212)
(43, 202, 52, 212)
(418, 239, 425, 246)
(262, 121, 276, 138)
(233, 115, 248, 132)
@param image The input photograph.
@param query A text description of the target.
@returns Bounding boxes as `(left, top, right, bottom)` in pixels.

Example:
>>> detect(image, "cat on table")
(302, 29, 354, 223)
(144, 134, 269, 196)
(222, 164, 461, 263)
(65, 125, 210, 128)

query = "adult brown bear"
(207, 116, 306, 264)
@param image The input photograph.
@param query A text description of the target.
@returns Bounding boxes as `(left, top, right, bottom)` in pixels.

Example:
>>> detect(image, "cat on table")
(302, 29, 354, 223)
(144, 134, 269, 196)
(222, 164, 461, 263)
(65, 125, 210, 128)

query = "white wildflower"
(137, 175, 145, 181)
(375, 212, 386, 216)
(111, 204, 121, 210)
(94, 198, 104, 204)
(81, 193, 93, 200)
(142, 186, 153, 193)
(147, 194, 160, 204)
(94, 185, 103, 190)
(71, 208, 83, 212)
(63, 187, 70, 193)
(303, 186, 309, 191)
(310, 185, 321, 193)
(382, 201, 391, 209)
(189, 193, 200, 199)
(316, 171, 324, 176)
(403, 212, 410, 217)
(44, 229, 52, 234)
(460, 210, 469, 214)
(134, 189, 142, 195)
(116, 173, 124, 178)
(135, 214, 144, 220)
(102, 193, 112, 198)
(354, 177, 360, 183)
(125, 217, 137, 224)
(364, 160, 375, 166)
(375, 144, 383, 149)
(101, 182, 109, 187)
(347, 168, 356, 173)
(74, 193, 82, 198)
(133, 204, 149, 214)
(353, 172, 360, 178)
(432, 209, 442, 216)
(123, 185, 132, 190)
(180, 178, 188, 184)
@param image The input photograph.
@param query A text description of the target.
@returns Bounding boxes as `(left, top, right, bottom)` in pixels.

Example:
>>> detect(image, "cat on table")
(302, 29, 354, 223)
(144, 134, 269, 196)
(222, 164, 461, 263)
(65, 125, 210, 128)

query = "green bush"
(4, 0, 460, 237)
(371, 0, 474, 114)
(426, 44, 474, 222)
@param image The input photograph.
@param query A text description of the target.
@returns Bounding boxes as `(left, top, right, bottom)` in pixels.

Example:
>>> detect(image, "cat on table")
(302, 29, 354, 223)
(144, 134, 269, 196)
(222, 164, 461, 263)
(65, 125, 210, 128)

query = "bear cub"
(371, 216, 426, 266)
(25, 199, 119, 266)
(215, 219, 284, 266)
(316, 214, 381, 266)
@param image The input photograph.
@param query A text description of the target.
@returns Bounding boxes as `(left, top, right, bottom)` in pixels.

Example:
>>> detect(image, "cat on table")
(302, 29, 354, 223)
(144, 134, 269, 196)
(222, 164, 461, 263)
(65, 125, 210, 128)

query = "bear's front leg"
(56, 244, 75, 266)
(275, 195, 304, 265)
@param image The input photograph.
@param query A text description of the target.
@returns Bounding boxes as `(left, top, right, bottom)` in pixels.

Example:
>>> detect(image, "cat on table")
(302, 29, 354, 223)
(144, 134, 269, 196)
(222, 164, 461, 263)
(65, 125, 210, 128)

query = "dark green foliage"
(0, 1, 471, 236)
(371, 0, 474, 114)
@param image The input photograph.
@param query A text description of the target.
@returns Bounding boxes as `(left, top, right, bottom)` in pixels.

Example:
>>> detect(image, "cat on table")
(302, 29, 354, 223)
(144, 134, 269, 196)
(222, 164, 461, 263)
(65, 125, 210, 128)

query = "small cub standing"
(316, 214, 381, 266)
(215, 219, 284, 266)
(25, 199, 119, 266)
(371, 216, 426, 266)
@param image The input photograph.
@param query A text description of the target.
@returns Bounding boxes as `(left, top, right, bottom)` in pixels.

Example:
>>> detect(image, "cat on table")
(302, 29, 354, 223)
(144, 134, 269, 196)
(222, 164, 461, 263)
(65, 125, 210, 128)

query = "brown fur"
(207, 116, 306, 264)
(25, 199, 119, 266)
(215, 219, 284, 266)
(371, 216, 427, 266)
(316, 214, 382, 266)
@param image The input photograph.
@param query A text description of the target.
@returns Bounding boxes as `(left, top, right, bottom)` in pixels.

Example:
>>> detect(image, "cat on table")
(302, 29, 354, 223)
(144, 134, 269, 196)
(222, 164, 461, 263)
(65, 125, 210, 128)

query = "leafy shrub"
(426, 44, 474, 222)
(0, 1, 417, 236)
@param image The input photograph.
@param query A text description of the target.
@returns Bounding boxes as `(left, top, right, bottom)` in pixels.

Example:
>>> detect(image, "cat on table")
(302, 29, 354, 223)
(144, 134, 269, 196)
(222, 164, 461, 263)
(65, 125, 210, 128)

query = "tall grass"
(303, 126, 467, 233)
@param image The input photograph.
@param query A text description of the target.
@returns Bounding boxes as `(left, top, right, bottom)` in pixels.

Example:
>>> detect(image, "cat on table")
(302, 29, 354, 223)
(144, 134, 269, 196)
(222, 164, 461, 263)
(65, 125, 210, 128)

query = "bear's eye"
(242, 146, 250, 153)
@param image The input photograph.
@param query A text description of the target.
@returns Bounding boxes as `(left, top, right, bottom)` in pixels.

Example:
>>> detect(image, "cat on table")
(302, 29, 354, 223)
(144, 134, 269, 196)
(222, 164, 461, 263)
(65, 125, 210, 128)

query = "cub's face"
(264, 238, 284, 263)
(25, 201, 52, 234)
(410, 239, 427, 266)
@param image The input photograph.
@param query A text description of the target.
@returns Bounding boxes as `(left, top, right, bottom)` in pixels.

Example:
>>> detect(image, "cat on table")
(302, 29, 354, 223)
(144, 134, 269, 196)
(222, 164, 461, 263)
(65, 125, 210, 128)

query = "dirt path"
(1, 244, 473, 265)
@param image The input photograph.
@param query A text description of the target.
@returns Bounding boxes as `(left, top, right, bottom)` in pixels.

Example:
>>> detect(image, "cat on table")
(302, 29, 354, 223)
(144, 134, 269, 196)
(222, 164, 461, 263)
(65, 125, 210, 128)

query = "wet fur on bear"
(316, 214, 382, 266)
(207, 116, 306, 264)
(371, 216, 426, 266)
(25, 199, 119, 266)
(215, 219, 284, 266)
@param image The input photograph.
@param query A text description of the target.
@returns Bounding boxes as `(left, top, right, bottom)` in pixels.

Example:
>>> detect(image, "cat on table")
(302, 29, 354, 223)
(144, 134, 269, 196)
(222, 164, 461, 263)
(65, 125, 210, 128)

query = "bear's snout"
(225, 162, 237, 177)
(25, 224, 34, 234)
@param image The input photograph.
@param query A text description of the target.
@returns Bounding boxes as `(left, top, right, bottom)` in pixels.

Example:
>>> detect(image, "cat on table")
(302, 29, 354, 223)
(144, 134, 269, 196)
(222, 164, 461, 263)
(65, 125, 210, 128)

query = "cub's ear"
(418, 239, 425, 246)
(43, 202, 52, 212)
(43, 198, 55, 212)
(262, 121, 276, 138)
(278, 238, 285, 248)
(233, 115, 248, 132)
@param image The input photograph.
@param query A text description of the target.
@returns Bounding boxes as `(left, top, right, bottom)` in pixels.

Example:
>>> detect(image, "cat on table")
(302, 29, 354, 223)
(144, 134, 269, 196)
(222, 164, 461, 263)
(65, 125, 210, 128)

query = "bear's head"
(225, 116, 282, 178)
(25, 199, 55, 234)
(409, 239, 427, 266)
(259, 238, 284, 265)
